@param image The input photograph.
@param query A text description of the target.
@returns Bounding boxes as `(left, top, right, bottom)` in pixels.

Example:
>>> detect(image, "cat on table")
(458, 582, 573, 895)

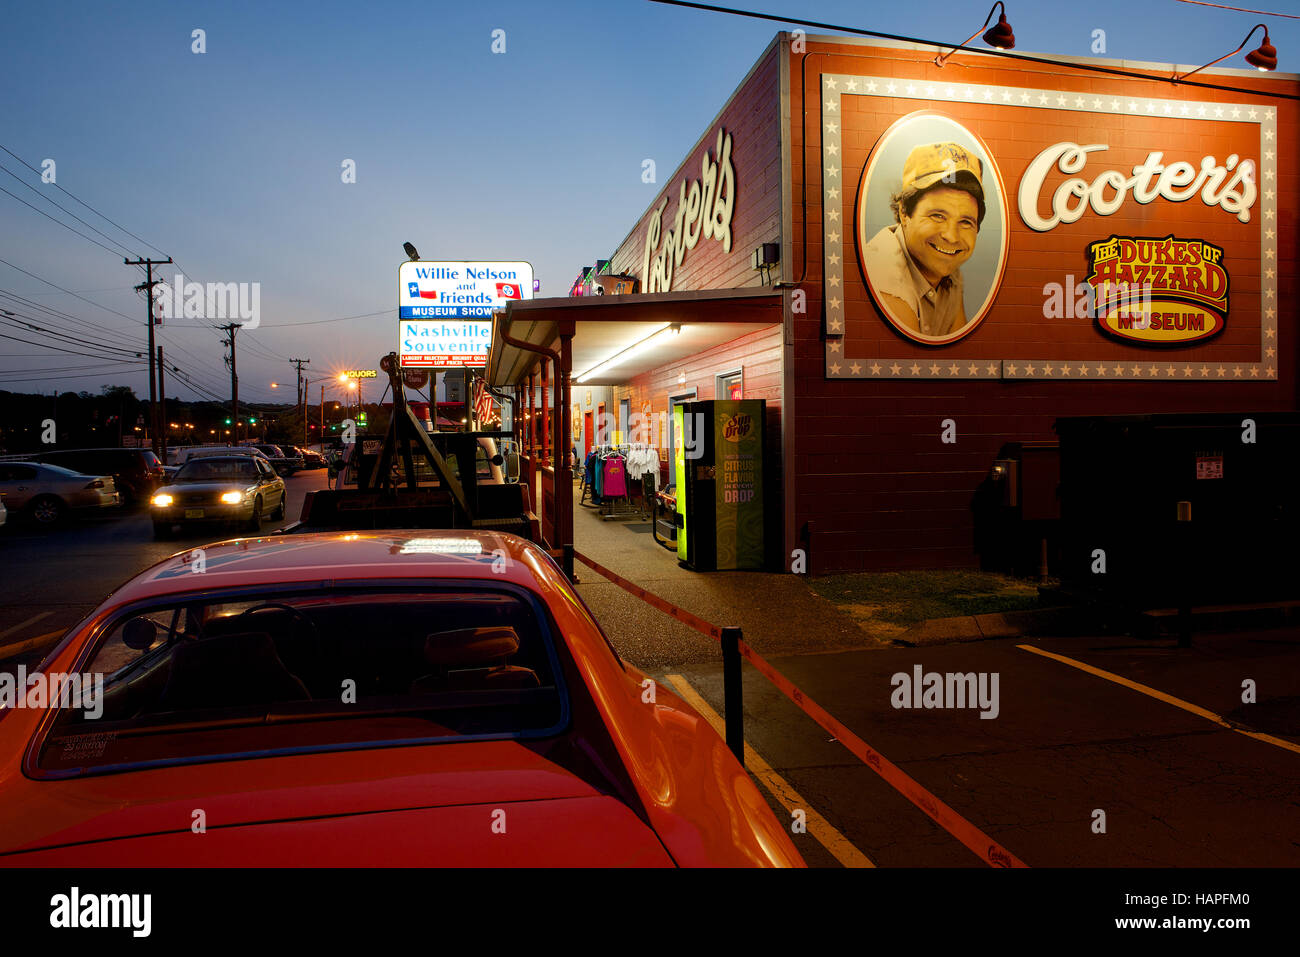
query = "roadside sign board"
(398, 261, 533, 368)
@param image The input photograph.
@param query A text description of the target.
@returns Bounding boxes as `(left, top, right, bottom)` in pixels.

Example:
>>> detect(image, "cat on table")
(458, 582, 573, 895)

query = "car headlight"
(220, 491, 244, 504)
(152, 494, 173, 507)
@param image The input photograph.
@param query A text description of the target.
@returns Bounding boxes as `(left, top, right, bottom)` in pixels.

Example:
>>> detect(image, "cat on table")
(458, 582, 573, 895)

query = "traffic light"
(249, 417, 257, 425)
(224, 417, 232, 425)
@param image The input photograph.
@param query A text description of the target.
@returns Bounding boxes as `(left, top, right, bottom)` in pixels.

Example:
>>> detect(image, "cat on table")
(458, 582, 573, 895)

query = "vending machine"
(676, 399, 766, 571)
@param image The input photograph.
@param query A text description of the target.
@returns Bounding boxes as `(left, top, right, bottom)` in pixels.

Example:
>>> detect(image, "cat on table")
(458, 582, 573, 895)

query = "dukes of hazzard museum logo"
(1084, 235, 1229, 346)
(722, 413, 752, 441)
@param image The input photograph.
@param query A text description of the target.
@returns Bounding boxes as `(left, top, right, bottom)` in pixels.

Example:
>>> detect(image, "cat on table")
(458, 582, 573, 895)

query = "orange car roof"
(114, 530, 551, 603)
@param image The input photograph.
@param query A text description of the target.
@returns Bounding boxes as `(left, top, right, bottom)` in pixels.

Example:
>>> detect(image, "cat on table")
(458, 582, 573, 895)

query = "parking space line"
(1017, 644, 1300, 756)
(664, 673, 875, 868)
(0, 612, 52, 640)
(0, 628, 64, 661)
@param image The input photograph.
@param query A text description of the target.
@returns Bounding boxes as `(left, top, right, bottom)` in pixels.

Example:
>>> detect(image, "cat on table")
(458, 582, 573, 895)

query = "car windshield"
(36, 585, 566, 775)
(176, 459, 259, 482)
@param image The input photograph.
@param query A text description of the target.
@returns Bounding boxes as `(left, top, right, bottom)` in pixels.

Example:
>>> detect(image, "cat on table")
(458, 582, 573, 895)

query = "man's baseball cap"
(902, 142, 984, 196)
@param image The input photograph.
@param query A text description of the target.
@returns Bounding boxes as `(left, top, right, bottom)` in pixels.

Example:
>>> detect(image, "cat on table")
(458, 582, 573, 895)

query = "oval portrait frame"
(855, 110, 1010, 346)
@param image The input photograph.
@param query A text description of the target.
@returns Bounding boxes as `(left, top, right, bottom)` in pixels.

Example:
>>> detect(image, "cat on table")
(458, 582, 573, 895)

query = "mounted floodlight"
(934, 2, 1014, 67)
(1173, 23, 1276, 82)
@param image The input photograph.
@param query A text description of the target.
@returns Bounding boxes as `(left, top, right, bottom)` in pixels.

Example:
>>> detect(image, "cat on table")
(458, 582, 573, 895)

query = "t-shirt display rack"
(580, 444, 660, 521)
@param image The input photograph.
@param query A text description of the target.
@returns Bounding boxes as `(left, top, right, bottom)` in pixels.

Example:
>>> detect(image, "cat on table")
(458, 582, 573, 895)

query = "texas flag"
(495, 282, 523, 300)
(408, 282, 437, 300)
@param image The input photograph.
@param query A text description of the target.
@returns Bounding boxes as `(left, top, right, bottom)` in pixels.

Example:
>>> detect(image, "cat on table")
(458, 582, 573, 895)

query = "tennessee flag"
(495, 282, 522, 299)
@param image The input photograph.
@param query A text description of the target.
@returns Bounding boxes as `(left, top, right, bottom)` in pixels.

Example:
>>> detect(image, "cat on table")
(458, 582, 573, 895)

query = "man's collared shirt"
(861, 224, 967, 337)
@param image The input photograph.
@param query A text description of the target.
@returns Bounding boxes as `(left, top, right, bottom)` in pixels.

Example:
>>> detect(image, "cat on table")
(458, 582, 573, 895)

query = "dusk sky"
(1, 0, 1294, 408)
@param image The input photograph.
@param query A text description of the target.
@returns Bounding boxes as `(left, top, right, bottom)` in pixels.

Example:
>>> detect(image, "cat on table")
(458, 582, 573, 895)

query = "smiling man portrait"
(861, 141, 987, 339)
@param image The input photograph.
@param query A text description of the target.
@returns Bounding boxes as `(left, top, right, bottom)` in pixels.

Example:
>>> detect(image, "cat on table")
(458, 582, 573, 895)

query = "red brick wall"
(785, 37, 1299, 573)
(606, 41, 784, 291)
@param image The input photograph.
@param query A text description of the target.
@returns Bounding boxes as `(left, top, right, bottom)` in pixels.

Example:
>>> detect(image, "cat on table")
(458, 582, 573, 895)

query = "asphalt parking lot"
(3, 472, 1297, 869)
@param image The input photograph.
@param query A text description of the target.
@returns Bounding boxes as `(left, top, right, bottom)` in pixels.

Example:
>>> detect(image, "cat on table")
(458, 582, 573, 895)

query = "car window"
(0, 465, 37, 481)
(35, 586, 567, 776)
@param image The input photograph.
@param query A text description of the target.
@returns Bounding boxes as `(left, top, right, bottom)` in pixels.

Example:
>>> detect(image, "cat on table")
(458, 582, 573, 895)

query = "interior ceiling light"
(575, 324, 682, 383)
(934, 2, 1014, 68)
(1174, 23, 1276, 82)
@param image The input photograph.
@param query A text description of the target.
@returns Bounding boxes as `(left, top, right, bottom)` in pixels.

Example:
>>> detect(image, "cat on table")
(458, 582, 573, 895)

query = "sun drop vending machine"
(676, 399, 766, 571)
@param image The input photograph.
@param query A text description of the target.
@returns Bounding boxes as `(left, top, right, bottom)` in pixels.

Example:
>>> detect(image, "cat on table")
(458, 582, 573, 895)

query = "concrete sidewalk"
(569, 484, 884, 671)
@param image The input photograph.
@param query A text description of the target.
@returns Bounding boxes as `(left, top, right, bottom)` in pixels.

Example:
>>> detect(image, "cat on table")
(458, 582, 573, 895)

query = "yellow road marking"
(0, 628, 64, 661)
(1017, 644, 1300, 756)
(0, 612, 52, 640)
(664, 673, 875, 868)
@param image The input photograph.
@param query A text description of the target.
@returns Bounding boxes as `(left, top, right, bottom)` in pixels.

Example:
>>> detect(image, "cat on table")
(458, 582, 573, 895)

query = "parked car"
(0, 462, 120, 526)
(149, 455, 286, 538)
(172, 445, 271, 467)
(285, 445, 326, 470)
(33, 447, 165, 508)
(0, 530, 802, 866)
(249, 444, 304, 476)
(0, 494, 7, 529)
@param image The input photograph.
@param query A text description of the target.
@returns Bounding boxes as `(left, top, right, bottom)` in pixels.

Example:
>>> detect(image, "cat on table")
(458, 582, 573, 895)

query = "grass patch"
(809, 570, 1054, 636)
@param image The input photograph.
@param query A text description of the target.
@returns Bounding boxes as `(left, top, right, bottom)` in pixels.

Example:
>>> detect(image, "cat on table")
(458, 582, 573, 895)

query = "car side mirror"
(123, 617, 158, 650)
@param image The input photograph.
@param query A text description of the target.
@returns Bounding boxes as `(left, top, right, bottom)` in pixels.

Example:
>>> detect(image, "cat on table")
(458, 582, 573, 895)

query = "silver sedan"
(0, 462, 120, 526)
(150, 455, 286, 538)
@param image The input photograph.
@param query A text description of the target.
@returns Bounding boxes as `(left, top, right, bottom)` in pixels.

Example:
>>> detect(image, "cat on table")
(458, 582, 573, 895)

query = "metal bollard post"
(721, 626, 744, 766)
(1176, 501, 1192, 648)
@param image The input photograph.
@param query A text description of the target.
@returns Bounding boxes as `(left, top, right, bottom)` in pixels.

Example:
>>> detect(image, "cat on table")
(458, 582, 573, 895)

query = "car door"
(0, 464, 38, 510)
(258, 459, 283, 506)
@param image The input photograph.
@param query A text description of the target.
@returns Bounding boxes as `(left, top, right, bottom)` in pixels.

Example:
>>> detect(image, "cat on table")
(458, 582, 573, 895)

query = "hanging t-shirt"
(602, 455, 627, 498)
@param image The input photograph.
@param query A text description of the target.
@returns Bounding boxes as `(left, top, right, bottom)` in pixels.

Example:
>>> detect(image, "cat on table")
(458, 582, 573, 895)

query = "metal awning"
(487, 286, 781, 388)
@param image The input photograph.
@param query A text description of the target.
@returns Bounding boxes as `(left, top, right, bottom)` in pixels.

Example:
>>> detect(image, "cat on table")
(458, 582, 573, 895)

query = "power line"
(0, 158, 139, 257)
(0, 142, 172, 258)
(648, 0, 1300, 101)
(0, 256, 139, 323)
(0, 182, 132, 258)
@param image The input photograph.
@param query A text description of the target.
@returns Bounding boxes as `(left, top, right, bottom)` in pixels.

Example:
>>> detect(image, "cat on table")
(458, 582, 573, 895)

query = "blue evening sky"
(0, 0, 1293, 404)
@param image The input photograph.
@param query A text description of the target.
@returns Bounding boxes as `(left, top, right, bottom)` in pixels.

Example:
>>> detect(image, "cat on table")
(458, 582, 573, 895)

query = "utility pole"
(156, 346, 167, 463)
(220, 323, 240, 444)
(125, 256, 172, 455)
(290, 358, 310, 447)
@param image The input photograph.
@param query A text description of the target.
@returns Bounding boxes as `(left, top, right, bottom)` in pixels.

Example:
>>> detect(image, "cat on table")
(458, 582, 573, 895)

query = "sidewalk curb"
(894, 606, 1089, 647)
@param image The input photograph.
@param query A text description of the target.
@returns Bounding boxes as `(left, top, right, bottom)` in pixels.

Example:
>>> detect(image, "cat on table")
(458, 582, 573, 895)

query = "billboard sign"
(398, 261, 533, 369)
(821, 74, 1278, 382)
(398, 261, 533, 319)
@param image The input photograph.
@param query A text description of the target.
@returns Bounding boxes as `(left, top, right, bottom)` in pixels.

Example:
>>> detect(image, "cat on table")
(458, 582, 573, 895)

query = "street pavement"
(568, 486, 1300, 868)
(0, 468, 329, 669)
(2, 471, 1296, 869)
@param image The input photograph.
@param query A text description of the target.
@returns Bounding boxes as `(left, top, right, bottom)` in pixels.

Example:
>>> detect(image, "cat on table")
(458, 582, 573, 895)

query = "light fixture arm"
(934, 1, 1004, 68)
(1172, 23, 1268, 83)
